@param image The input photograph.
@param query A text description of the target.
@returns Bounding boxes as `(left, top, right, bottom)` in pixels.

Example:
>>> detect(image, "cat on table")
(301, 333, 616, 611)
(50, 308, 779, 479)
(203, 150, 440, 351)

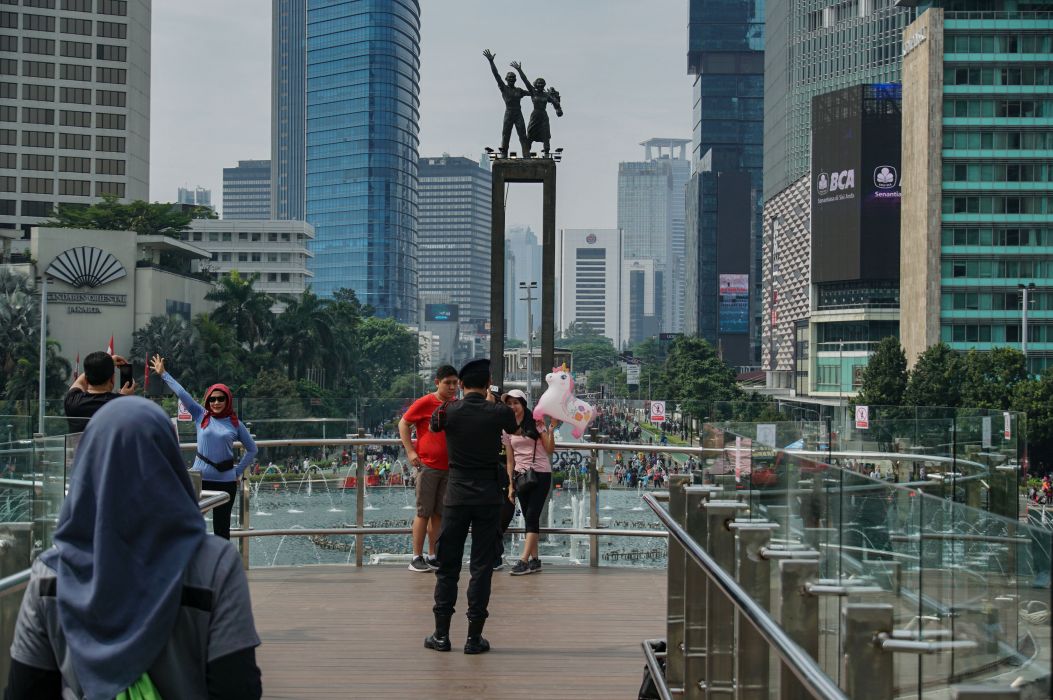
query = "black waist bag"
(196, 452, 235, 472)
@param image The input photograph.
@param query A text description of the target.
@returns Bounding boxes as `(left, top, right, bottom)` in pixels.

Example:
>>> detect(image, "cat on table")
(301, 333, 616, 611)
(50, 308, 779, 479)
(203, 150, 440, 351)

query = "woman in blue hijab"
(5, 397, 262, 699)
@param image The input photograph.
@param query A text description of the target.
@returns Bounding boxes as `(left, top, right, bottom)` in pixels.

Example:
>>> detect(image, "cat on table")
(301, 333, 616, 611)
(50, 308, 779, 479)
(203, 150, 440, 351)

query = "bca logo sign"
(874, 165, 897, 189)
(816, 170, 855, 195)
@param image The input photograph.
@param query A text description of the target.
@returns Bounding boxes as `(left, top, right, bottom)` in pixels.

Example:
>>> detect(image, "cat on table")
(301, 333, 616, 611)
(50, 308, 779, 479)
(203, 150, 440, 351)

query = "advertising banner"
(718, 274, 749, 334)
(425, 303, 459, 322)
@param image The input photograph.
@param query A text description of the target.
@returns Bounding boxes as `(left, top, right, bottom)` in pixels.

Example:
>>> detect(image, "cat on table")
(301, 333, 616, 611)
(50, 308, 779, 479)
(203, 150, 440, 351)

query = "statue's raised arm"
(483, 49, 503, 89)
(511, 61, 534, 95)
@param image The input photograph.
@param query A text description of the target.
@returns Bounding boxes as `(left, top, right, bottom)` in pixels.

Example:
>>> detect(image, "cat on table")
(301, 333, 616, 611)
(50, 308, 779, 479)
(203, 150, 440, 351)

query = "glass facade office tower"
(272, 0, 306, 221)
(0, 0, 150, 238)
(417, 155, 491, 325)
(304, 0, 420, 320)
(763, 0, 916, 201)
(684, 0, 763, 365)
(900, 4, 1053, 374)
(222, 159, 271, 220)
(618, 139, 691, 334)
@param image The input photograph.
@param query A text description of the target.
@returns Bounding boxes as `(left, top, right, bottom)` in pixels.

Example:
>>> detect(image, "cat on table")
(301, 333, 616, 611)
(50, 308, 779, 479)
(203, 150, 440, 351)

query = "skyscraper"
(177, 186, 212, 208)
(222, 159, 271, 220)
(763, 0, 916, 200)
(302, 0, 421, 320)
(506, 224, 541, 341)
(271, 0, 306, 221)
(900, 5, 1053, 374)
(417, 155, 491, 324)
(617, 139, 691, 334)
(557, 229, 623, 344)
(683, 0, 764, 365)
(0, 0, 150, 237)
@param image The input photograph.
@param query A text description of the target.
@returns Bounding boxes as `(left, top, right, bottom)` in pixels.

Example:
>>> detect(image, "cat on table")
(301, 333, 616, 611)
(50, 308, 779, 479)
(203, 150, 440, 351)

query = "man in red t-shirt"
(399, 365, 459, 572)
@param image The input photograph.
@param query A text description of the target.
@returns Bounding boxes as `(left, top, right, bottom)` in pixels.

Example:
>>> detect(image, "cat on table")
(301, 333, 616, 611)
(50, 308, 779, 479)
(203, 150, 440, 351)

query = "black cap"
(458, 358, 490, 388)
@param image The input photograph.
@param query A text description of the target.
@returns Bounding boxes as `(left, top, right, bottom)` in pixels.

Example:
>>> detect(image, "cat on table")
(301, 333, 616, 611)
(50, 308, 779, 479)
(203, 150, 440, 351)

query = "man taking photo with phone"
(64, 351, 135, 433)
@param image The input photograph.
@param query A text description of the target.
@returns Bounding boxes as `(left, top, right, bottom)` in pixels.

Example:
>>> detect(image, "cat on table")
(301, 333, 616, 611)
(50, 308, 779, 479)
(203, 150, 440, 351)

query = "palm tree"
(130, 315, 203, 388)
(270, 290, 336, 381)
(205, 270, 276, 349)
(0, 269, 71, 404)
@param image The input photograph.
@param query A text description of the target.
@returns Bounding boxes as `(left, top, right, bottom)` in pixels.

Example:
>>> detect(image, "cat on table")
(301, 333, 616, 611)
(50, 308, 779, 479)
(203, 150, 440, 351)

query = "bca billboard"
(811, 84, 901, 284)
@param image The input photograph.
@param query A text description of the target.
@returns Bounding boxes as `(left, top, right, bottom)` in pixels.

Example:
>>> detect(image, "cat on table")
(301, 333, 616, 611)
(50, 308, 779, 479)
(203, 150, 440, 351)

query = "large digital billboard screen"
(811, 84, 901, 283)
(719, 274, 749, 334)
(425, 303, 459, 322)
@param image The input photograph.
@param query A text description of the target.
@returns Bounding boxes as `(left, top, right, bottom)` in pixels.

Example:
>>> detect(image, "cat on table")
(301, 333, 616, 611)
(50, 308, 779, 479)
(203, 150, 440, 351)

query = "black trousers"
(433, 503, 501, 621)
(203, 479, 238, 540)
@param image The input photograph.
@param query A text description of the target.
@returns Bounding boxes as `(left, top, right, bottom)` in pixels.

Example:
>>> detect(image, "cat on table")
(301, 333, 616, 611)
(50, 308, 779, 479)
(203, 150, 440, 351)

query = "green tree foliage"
(43, 194, 213, 237)
(0, 270, 71, 404)
(1012, 374, 1053, 469)
(657, 336, 741, 420)
(559, 321, 618, 372)
(270, 290, 335, 380)
(904, 342, 962, 408)
(130, 315, 202, 386)
(959, 348, 1027, 410)
(855, 336, 907, 407)
(205, 271, 276, 349)
(354, 317, 418, 395)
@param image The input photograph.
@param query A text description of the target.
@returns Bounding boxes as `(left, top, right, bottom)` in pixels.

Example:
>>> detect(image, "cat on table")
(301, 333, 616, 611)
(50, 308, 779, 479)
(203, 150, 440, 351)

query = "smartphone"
(118, 363, 133, 388)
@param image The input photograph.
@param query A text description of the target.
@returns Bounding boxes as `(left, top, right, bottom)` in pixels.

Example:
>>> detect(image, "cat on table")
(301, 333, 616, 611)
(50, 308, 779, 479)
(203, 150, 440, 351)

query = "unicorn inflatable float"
(532, 364, 595, 439)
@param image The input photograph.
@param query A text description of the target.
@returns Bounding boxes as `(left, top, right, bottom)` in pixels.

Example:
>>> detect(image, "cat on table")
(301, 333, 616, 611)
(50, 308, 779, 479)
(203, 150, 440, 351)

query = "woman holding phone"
(150, 355, 257, 540)
(501, 389, 557, 575)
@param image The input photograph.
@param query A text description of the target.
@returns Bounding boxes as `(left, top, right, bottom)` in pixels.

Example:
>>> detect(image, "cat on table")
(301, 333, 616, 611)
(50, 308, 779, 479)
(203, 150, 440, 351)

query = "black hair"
(83, 351, 114, 386)
(509, 396, 541, 440)
(435, 364, 457, 381)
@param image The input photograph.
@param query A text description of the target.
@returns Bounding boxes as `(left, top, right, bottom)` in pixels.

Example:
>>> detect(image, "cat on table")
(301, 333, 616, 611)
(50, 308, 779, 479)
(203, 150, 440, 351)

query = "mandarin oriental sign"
(47, 292, 128, 306)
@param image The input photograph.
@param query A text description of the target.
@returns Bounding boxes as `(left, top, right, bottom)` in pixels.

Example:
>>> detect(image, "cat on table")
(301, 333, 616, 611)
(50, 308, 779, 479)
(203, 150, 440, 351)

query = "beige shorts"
(415, 466, 448, 518)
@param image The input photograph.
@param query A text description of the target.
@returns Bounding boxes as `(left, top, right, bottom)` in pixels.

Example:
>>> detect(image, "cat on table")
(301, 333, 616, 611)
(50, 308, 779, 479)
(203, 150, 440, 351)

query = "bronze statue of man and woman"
(484, 49, 563, 158)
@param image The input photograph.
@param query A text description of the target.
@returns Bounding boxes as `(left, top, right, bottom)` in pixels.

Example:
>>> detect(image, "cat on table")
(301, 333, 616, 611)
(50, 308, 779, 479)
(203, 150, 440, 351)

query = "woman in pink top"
(501, 389, 557, 575)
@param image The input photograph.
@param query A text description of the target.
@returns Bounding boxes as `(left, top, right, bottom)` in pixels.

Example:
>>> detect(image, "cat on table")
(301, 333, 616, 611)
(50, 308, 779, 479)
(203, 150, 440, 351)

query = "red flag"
(73, 353, 80, 380)
(106, 336, 114, 357)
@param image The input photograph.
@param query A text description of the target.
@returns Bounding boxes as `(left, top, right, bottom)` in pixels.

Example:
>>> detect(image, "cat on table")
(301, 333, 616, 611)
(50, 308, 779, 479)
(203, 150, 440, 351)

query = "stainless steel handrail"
(198, 490, 230, 515)
(0, 568, 31, 600)
(228, 526, 666, 539)
(641, 639, 676, 700)
(642, 492, 848, 700)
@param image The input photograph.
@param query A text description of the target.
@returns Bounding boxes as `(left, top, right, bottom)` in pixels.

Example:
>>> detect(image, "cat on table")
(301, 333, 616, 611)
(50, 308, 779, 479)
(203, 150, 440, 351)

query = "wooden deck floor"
(248, 564, 665, 699)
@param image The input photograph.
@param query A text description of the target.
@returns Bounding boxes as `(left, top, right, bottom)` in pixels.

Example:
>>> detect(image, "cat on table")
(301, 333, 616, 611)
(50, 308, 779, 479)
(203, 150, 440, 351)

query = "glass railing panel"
(717, 422, 1050, 697)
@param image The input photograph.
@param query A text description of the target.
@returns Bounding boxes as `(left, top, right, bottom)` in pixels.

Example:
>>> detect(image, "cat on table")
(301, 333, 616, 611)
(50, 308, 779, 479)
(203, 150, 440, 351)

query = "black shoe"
(425, 555, 440, 571)
(509, 559, 530, 576)
(408, 556, 431, 573)
(425, 634, 451, 652)
(464, 636, 491, 654)
(493, 557, 505, 571)
(528, 558, 542, 573)
(464, 618, 490, 654)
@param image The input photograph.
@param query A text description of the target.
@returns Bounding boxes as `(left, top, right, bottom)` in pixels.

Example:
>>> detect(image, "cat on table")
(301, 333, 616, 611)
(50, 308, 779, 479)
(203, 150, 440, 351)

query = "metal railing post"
(778, 558, 819, 698)
(667, 474, 691, 697)
(590, 437, 604, 568)
(355, 430, 366, 567)
(704, 500, 740, 698)
(842, 604, 894, 700)
(239, 477, 251, 570)
(684, 485, 722, 700)
(733, 524, 774, 700)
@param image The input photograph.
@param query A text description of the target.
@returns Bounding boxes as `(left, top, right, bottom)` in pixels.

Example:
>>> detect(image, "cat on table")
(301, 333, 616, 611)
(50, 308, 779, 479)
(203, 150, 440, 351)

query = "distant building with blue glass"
(274, 0, 421, 320)
(683, 0, 765, 367)
(272, 0, 307, 222)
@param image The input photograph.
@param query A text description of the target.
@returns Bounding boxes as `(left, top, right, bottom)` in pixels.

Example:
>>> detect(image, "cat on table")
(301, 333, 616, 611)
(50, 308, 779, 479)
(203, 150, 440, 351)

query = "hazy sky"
(151, 0, 693, 234)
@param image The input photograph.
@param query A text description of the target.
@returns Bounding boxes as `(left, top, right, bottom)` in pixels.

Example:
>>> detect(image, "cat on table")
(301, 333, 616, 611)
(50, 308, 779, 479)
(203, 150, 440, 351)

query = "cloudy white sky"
(151, 0, 693, 234)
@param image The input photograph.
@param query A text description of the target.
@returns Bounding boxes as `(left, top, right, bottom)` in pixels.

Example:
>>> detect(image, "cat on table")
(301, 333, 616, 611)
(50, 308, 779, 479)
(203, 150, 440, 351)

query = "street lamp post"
(519, 281, 537, 400)
(1019, 282, 1036, 364)
(37, 274, 47, 435)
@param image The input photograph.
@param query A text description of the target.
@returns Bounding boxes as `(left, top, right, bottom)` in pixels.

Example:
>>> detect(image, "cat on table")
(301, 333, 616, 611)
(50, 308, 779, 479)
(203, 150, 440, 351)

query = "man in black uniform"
(425, 358, 519, 654)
